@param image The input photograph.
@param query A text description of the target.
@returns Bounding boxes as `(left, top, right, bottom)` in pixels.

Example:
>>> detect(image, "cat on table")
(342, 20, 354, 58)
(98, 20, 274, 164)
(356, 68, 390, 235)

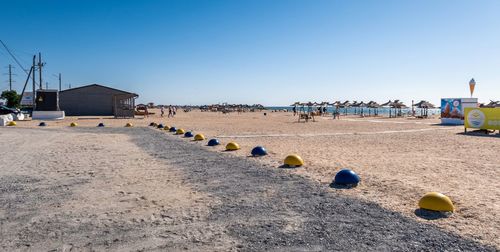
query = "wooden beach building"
(59, 84, 138, 117)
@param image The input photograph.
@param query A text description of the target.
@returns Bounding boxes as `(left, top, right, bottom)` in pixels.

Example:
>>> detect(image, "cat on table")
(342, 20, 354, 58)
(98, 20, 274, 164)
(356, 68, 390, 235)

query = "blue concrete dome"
(207, 139, 220, 146)
(251, 146, 268, 156)
(334, 169, 360, 186)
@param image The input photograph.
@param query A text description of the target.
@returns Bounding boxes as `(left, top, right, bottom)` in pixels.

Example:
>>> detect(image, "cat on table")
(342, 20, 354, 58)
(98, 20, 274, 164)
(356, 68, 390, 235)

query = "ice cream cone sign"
(469, 78, 476, 97)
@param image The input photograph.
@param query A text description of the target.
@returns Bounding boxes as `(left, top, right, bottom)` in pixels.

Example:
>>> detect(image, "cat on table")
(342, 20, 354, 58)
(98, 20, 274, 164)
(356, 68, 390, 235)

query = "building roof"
(60, 84, 138, 97)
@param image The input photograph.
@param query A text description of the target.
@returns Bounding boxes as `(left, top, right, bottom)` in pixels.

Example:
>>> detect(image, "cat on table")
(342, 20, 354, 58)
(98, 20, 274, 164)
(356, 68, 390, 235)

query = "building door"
(113, 94, 135, 118)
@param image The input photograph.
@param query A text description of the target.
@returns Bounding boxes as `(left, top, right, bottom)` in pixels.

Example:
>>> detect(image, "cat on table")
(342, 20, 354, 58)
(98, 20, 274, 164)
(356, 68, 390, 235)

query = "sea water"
(265, 106, 440, 116)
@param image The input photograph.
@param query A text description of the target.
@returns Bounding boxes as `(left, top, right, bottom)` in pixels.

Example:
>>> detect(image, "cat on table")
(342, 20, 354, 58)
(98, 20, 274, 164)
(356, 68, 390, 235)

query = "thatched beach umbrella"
(358, 101, 366, 116)
(394, 100, 407, 108)
(367, 101, 381, 116)
(481, 100, 500, 108)
(393, 100, 407, 117)
(414, 100, 435, 117)
(351, 101, 359, 115)
(380, 100, 395, 118)
(340, 100, 351, 115)
(329, 101, 340, 115)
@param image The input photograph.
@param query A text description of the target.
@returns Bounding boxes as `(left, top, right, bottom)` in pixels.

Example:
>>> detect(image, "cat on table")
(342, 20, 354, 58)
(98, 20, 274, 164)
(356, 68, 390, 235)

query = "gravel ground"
(0, 127, 496, 251)
(130, 127, 495, 251)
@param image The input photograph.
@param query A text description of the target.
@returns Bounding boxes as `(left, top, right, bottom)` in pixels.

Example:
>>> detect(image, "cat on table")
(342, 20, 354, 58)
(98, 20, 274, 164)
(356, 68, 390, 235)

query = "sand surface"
(0, 127, 495, 251)
(4, 109, 500, 249)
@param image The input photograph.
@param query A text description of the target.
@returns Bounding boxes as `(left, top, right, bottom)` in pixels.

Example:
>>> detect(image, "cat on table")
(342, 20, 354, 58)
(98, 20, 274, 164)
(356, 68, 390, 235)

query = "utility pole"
(3, 65, 15, 91)
(46, 82, 48, 89)
(58, 73, 61, 91)
(38, 52, 44, 90)
(8, 64, 12, 91)
(32, 55, 36, 108)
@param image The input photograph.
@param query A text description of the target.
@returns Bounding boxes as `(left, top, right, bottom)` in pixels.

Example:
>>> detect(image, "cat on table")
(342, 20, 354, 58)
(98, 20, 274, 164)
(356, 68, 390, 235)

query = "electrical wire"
(0, 39, 39, 87)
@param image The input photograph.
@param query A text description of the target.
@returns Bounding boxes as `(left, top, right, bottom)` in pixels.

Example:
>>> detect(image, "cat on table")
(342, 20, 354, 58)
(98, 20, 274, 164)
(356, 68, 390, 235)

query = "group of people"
(292, 105, 341, 119)
(160, 106, 177, 118)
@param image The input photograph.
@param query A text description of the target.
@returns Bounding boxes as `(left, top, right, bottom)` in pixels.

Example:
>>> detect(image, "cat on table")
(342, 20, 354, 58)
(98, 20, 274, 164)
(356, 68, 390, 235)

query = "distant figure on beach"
(168, 106, 173, 118)
(293, 106, 297, 116)
(160, 106, 165, 117)
(173, 106, 177, 117)
(144, 107, 149, 118)
(333, 111, 340, 119)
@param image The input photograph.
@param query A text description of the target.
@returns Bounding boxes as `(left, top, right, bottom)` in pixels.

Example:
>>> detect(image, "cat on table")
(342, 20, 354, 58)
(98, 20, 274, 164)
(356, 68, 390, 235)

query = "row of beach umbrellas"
(290, 100, 436, 109)
(291, 100, 437, 117)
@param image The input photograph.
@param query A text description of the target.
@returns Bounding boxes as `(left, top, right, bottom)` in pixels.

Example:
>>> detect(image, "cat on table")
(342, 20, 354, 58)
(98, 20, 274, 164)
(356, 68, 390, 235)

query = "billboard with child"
(441, 98, 463, 124)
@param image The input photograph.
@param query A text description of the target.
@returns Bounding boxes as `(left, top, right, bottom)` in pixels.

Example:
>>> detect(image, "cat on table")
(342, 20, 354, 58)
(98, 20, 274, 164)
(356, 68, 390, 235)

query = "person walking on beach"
(144, 106, 149, 118)
(168, 106, 173, 118)
(293, 106, 297, 116)
(173, 106, 177, 117)
(333, 110, 340, 119)
(160, 106, 165, 117)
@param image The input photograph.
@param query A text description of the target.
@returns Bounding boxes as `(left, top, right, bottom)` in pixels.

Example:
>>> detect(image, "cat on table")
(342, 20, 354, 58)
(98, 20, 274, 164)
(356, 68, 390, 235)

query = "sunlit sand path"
(216, 126, 454, 138)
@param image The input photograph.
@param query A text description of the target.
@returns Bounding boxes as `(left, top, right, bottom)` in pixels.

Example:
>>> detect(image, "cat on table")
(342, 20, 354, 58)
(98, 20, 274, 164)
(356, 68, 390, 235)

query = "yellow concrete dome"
(284, 154, 304, 167)
(418, 192, 454, 212)
(7, 121, 17, 126)
(70, 122, 78, 127)
(176, 128, 185, 135)
(226, 142, 240, 151)
(194, 134, 205, 141)
(125, 122, 133, 127)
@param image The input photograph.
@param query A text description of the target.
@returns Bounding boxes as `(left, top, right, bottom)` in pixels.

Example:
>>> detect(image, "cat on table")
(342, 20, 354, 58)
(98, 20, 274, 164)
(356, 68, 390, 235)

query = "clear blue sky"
(1, 0, 499, 106)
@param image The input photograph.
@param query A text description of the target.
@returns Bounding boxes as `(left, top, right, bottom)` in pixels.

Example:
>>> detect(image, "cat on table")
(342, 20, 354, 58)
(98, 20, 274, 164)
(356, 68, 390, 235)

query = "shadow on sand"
(457, 130, 500, 138)
(278, 164, 301, 169)
(329, 182, 358, 190)
(414, 208, 452, 220)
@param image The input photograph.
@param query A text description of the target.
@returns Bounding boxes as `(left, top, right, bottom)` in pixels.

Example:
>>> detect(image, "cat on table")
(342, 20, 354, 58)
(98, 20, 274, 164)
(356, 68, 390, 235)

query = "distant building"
(20, 92, 34, 106)
(59, 84, 138, 117)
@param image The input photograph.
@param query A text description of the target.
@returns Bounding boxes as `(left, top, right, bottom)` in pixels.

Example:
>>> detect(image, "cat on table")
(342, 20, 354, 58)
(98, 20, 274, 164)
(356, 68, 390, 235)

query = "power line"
(0, 40, 39, 87)
(0, 40, 29, 73)
(53, 73, 61, 91)
(1, 40, 67, 95)
(0, 49, 8, 58)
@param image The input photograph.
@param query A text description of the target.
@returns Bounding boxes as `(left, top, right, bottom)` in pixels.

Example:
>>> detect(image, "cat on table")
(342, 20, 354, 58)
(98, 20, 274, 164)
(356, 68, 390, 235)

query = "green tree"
(1, 90, 21, 108)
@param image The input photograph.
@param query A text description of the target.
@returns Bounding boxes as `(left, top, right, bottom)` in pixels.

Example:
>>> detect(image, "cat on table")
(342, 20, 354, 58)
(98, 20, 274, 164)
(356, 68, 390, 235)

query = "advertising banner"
(464, 108, 500, 130)
(441, 98, 463, 124)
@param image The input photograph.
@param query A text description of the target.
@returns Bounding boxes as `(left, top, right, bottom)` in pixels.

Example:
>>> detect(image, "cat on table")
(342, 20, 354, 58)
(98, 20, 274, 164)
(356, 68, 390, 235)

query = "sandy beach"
(2, 110, 499, 250)
(3, 0, 500, 250)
